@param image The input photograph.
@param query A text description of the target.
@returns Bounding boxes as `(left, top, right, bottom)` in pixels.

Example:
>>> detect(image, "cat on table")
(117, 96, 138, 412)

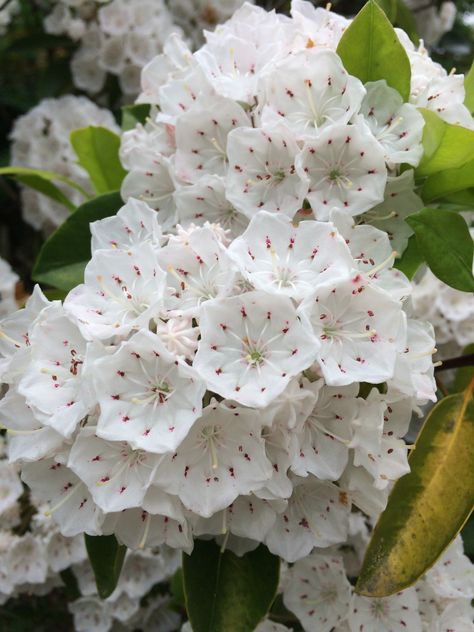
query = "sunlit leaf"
(357, 378, 474, 596)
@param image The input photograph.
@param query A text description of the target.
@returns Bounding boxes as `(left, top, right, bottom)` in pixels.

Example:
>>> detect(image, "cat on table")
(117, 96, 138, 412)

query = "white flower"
(194, 291, 320, 407)
(153, 402, 273, 517)
(157, 225, 237, 315)
(290, 1, 349, 50)
(175, 95, 250, 183)
(0, 460, 23, 514)
(10, 95, 118, 232)
(68, 427, 161, 513)
(110, 501, 192, 551)
(21, 459, 104, 537)
(296, 122, 387, 220)
(18, 304, 91, 438)
(339, 461, 389, 518)
(261, 48, 365, 139)
(227, 212, 353, 301)
(46, 532, 87, 573)
(358, 80, 424, 167)
(0, 285, 50, 378)
(291, 383, 358, 481)
(121, 152, 178, 232)
(390, 319, 437, 404)
(301, 274, 404, 386)
(193, 495, 279, 543)
(0, 257, 18, 318)
(155, 314, 199, 359)
(225, 125, 308, 219)
(349, 587, 422, 632)
(195, 33, 281, 103)
(7, 533, 48, 586)
(265, 476, 350, 562)
(360, 170, 423, 256)
(175, 175, 248, 238)
(92, 329, 205, 453)
(64, 244, 166, 341)
(426, 537, 474, 601)
(90, 198, 163, 253)
(69, 597, 112, 632)
(283, 552, 352, 632)
(0, 392, 65, 463)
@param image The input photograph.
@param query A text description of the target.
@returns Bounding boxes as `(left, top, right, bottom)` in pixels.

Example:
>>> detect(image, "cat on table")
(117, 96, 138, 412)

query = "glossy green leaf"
(394, 0, 418, 43)
(183, 540, 280, 632)
(121, 104, 150, 131)
(356, 378, 474, 597)
(406, 208, 474, 292)
(70, 126, 127, 195)
(422, 158, 474, 202)
(84, 534, 126, 599)
(393, 234, 423, 280)
(33, 191, 123, 291)
(465, 60, 474, 115)
(0, 165, 89, 209)
(416, 109, 474, 177)
(374, 0, 397, 22)
(336, 0, 411, 101)
(170, 568, 185, 608)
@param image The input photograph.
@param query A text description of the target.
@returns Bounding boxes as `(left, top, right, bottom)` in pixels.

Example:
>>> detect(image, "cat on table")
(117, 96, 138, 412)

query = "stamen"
(138, 512, 152, 549)
(45, 483, 81, 517)
(367, 251, 397, 277)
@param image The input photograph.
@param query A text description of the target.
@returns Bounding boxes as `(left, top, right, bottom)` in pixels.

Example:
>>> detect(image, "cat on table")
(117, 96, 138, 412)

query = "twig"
(434, 353, 474, 373)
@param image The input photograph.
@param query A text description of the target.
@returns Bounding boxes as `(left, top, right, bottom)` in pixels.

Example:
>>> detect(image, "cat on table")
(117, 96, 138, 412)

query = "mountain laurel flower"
(194, 291, 320, 407)
(92, 330, 205, 453)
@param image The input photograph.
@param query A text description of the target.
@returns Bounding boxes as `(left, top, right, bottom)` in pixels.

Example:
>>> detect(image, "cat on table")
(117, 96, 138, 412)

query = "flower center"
(248, 350, 264, 364)
(329, 168, 342, 181)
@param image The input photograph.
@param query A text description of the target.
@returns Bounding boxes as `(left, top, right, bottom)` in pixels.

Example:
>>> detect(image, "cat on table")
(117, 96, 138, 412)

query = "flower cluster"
(10, 95, 118, 233)
(168, 0, 256, 47)
(0, 434, 87, 604)
(43, 0, 250, 97)
(2, 2, 474, 630)
(0, 436, 181, 632)
(69, 545, 180, 632)
(281, 521, 474, 632)
(0, 167, 440, 561)
(405, 0, 457, 47)
(412, 267, 474, 357)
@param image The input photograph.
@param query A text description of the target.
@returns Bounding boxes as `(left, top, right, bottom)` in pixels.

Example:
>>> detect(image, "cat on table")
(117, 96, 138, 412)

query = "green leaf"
(374, 0, 397, 22)
(33, 191, 123, 291)
(183, 540, 280, 632)
(70, 126, 127, 195)
(406, 208, 474, 292)
(421, 158, 474, 202)
(393, 234, 423, 280)
(170, 568, 186, 608)
(356, 378, 474, 597)
(394, 0, 419, 43)
(416, 109, 474, 177)
(84, 534, 126, 599)
(465, 60, 474, 115)
(121, 104, 151, 132)
(336, 0, 411, 101)
(0, 166, 89, 210)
